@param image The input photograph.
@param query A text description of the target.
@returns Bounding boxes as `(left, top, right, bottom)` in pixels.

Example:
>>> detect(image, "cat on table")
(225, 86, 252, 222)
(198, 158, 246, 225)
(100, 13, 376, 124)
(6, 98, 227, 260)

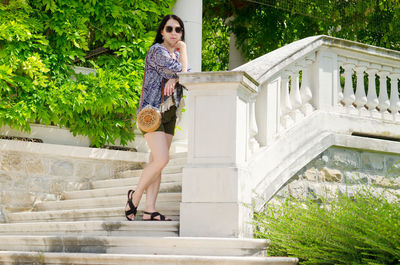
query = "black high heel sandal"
(125, 190, 137, 221)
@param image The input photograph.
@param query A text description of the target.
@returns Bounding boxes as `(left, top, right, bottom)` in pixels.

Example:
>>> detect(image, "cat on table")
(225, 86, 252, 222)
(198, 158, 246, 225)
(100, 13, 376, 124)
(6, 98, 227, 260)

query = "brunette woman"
(125, 14, 188, 221)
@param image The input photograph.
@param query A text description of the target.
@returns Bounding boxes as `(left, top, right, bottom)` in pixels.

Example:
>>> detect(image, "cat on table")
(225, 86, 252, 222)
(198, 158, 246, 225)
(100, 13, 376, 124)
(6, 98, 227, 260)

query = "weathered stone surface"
(302, 167, 318, 181)
(25, 157, 46, 175)
(75, 162, 94, 178)
(320, 167, 342, 182)
(385, 156, 400, 177)
(327, 148, 360, 170)
(1, 152, 23, 172)
(1, 190, 35, 211)
(50, 160, 73, 177)
(93, 163, 111, 180)
(288, 181, 307, 199)
(361, 152, 384, 172)
(370, 175, 400, 188)
(343, 172, 369, 185)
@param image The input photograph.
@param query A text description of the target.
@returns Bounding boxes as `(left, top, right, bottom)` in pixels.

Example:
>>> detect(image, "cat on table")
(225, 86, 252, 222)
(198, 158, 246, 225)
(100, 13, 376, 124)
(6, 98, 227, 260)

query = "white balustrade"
(337, 56, 345, 103)
(366, 65, 380, 113)
(299, 59, 314, 115)
(377, 68, 391, 114)
(389, 71, 400, 117)
(354, 64, 368, 110)
(280, 71, 294, 129)
(342, 63, 356, 108)
(289, 66, 304, 121)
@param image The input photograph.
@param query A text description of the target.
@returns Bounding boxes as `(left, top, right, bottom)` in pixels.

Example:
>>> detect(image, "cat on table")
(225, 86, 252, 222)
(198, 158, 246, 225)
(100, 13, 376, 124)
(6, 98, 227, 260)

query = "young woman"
(125, 14, 188, 221)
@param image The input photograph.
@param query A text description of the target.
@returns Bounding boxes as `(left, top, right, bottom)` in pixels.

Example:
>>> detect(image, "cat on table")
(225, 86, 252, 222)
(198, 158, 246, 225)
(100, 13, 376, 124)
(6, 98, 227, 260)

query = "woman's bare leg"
(125, 131, 170, 220)
(143, 133, 173, 220)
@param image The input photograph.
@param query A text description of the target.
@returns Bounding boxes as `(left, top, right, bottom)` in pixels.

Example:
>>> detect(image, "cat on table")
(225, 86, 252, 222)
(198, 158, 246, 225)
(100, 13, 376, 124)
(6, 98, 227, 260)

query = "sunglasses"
(165, 26, 183, 34)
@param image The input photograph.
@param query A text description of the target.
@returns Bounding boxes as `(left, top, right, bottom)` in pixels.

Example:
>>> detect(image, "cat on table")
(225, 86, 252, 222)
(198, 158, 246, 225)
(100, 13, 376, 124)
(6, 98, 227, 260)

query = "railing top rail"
(234, 35, 400, 86)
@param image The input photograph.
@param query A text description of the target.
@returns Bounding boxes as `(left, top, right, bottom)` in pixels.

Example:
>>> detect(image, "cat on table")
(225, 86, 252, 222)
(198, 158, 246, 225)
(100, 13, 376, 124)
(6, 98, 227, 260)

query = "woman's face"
(161, 19, 183, 47)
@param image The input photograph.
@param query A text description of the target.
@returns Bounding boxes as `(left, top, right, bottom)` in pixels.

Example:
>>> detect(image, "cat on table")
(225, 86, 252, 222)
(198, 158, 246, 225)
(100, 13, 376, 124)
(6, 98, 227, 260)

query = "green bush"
(253, 188, 400, 264)
(0, 0, 175, 147)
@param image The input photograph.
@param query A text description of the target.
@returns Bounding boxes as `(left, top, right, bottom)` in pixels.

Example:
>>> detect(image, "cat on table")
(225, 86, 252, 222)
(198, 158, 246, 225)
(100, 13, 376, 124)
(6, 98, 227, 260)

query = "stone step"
(0, 236, 268, 257)
(35, 193, 181, 211)
(0, 220, 179, 237)
(62, 182, 181, 200)
(114, 166, 182, 179)
(93, 172, 182, 189)
(0, 251, 299, 265)
(6, 206, 179, 223)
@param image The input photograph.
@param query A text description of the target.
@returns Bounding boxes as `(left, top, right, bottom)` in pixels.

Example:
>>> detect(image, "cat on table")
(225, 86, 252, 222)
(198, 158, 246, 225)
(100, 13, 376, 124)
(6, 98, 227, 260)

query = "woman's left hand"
(164, 78, 178, 96)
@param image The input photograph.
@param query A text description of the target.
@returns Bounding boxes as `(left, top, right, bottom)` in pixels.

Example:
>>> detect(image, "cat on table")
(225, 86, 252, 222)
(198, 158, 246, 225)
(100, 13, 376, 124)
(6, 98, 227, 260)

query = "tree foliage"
(0, 0, 175, 147)
(202, 0, 400, 66)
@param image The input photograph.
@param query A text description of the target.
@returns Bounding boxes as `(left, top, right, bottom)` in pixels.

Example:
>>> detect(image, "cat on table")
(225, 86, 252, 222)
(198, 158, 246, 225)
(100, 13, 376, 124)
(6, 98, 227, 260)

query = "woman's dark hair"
(153, 14, 185, 44)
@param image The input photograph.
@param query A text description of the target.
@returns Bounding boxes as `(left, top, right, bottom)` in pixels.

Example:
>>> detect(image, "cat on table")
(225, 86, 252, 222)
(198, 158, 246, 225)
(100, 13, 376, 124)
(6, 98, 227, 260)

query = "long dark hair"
(153, 14, 185, 45)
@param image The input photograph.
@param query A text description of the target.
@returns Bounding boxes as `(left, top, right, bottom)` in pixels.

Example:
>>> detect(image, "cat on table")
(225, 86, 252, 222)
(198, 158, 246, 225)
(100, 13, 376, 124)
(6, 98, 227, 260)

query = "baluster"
(249, 94, 260, 153)
(377, 67, 391, 115)
(342, 63, 355, 108)
(354, 64, 368, 111)
(366, 65, 380, 115)
(337, 56, 346, 104)
(289, 66, 304, 121)
(299, 59, 314, 115)
(389, 71, 400, 119)
(280, 71, 294, 128)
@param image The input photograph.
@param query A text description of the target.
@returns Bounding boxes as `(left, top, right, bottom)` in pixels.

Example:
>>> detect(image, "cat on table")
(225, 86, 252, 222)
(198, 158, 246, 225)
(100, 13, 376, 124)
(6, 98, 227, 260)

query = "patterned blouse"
(139, 43, 184, 113)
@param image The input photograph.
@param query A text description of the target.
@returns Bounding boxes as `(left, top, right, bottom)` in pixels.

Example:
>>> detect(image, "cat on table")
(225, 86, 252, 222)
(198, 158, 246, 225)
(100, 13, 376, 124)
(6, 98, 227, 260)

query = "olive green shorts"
(141, 106, 177, 136)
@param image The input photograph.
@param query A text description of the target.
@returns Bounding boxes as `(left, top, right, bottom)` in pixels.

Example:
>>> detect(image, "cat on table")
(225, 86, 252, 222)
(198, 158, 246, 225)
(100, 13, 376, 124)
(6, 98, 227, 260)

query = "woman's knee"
(152, 154, 169, 170)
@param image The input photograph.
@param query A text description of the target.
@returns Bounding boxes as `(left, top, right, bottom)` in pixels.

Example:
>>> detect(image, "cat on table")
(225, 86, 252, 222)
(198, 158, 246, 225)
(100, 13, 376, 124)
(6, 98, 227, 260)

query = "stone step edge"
(0, 220, 179, 232)
(0, 235, 269, 249)
(0, 251, 299, 265)
(63, 183, 182, 200)
(0, 138, 148, 163)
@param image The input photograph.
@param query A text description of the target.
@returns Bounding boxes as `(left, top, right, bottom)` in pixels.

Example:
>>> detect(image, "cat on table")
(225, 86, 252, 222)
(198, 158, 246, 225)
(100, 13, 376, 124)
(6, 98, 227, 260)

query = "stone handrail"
(235, 35, 400, 146)
(178, 36, 400, 238)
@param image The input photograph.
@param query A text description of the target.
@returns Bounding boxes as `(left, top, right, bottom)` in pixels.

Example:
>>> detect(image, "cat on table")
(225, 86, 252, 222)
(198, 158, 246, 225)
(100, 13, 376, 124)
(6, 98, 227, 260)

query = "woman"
(125, 14, 188, 221)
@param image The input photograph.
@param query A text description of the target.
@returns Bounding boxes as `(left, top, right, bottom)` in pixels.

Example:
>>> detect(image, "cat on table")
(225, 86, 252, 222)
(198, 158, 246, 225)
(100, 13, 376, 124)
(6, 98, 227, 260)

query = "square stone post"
(178, 71, 259, 238)
(312, 48, 338, 110)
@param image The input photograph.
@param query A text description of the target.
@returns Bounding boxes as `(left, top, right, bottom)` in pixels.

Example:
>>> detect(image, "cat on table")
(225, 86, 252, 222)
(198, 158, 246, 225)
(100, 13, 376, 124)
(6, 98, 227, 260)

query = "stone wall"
(274, 146, 400, 202)
(0, 143, 144, 220)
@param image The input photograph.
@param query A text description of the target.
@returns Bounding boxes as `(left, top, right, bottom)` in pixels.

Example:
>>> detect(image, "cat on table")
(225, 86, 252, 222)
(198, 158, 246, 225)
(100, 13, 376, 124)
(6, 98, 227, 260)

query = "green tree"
(202, 0, 400, 66)
(0, 0, 175, 147)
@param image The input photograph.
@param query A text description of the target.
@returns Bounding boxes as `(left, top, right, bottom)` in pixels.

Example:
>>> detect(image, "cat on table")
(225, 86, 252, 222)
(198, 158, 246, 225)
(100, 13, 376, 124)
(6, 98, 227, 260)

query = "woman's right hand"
(175, 41, 186, 51)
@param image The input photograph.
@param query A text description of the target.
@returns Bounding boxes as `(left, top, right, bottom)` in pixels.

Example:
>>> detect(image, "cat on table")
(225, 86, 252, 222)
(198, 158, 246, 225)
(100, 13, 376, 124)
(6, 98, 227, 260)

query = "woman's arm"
(149, 45, 182, 80)
(176, 41, 188, 73)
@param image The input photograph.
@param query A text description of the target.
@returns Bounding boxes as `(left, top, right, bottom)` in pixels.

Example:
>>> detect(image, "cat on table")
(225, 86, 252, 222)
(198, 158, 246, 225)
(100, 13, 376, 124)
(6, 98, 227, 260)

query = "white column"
(289, 66, 304, 121)
(173, 0, 202, 72)
(172, 0, 202, 152)
(178, 71, 258, 238)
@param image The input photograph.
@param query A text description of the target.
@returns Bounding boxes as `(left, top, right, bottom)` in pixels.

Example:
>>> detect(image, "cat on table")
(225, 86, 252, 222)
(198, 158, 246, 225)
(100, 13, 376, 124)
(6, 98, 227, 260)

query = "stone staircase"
(0, 152, 298, 264)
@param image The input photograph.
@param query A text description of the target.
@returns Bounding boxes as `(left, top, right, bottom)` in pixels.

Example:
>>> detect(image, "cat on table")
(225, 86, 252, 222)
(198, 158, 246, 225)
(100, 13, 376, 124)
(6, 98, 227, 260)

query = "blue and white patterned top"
(139, 43, 184, 112)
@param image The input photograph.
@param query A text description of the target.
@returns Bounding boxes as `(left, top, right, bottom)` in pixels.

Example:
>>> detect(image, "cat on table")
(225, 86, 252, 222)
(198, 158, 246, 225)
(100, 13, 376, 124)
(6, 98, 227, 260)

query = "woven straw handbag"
(137, 105, 161, 133)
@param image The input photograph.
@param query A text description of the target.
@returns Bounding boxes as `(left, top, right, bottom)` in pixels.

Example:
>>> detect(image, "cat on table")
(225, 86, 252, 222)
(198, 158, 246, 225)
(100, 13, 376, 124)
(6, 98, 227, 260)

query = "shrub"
(253, 188, 400, 264)
(0, 0, 175, 147)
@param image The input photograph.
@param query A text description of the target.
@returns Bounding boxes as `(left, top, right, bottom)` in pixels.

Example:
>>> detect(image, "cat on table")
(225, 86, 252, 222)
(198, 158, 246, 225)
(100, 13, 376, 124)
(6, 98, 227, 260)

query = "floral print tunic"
(139, 43, 184, 113)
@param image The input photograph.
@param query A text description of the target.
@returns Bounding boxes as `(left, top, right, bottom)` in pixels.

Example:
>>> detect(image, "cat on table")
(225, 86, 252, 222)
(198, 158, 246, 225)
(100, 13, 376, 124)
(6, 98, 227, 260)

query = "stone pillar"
(173, 0, 202, 72)
(229, 33, 247, 70)
(312, 48, 338, 110)
(172, 0, 202, 152)
(178, 71, 259, 238)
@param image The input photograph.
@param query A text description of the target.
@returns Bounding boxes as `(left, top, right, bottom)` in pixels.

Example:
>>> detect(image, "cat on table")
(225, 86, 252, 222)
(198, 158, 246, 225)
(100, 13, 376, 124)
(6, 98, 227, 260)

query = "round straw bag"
(137, 105, 161, 133)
